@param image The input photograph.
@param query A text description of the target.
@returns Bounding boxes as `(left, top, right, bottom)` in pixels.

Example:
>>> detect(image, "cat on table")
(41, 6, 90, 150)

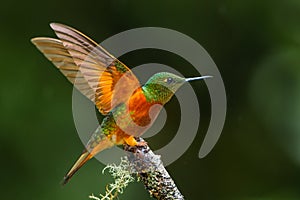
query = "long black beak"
(185, 75, 213, 82)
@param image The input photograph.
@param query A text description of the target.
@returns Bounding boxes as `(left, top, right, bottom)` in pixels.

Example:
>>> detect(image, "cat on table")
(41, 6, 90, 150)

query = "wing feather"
(32, 23, 140, 115)
(31, 37, 95, 101)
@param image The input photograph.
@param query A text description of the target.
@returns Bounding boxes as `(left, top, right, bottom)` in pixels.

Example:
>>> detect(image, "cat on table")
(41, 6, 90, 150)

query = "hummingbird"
(31, 23, 212, 184)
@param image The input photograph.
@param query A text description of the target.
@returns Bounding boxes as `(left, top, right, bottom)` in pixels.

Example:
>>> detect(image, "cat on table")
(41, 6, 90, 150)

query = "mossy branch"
(124, 137, 184, 200)
(91, 137, 184, 200)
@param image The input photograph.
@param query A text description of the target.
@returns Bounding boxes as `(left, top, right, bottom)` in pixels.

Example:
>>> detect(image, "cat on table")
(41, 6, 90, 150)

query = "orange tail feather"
(62, 150, 93, 185)
(62, 136, 114, 185)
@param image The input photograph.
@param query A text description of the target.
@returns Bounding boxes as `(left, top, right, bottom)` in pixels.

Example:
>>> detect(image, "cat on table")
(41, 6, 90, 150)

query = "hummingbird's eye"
(165, 77, 174, 84)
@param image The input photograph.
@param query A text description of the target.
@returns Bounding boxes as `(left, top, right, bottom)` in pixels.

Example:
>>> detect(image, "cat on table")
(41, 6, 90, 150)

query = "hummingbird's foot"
(124, 135, 148, 147)
(124, 135, 139, 146)
(136, 140, 147, 147)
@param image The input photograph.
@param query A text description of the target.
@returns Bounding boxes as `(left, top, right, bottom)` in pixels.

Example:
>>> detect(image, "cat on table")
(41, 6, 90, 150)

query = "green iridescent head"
(142, 72, 212, 104)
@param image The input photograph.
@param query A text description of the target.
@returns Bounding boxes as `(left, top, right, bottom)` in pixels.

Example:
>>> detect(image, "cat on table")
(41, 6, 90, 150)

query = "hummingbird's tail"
(62, 150, 93, 185)
(62, 135, 114, 185)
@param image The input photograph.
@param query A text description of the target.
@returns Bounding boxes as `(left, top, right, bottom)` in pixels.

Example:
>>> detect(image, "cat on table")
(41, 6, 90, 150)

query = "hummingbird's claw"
(136, 141, 148, 147)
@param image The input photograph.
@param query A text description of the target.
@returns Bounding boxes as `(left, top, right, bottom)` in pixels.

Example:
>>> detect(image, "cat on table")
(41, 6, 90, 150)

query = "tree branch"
(124, 137, 184, 200)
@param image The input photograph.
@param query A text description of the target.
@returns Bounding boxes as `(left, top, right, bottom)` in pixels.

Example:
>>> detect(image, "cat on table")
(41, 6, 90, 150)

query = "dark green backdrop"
(1, 0, 300, 199)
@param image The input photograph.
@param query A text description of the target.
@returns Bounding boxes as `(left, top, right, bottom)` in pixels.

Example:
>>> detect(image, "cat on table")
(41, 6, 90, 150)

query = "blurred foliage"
(0, 0, 300, 199)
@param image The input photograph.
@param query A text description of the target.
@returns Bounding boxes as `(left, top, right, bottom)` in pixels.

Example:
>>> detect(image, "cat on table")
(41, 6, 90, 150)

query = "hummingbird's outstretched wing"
(31, 23, 140, 115)
(31, 38, 96, 101)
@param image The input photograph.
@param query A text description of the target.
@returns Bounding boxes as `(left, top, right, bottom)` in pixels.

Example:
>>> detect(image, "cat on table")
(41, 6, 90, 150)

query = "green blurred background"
(1, 0, 300, 199)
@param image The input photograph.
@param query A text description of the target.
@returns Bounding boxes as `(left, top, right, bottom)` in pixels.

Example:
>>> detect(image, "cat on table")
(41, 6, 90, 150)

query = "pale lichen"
(89, 157, 135, 200)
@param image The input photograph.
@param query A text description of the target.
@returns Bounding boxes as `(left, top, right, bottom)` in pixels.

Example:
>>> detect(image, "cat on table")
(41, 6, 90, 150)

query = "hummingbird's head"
(143, 72, 212, 104)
